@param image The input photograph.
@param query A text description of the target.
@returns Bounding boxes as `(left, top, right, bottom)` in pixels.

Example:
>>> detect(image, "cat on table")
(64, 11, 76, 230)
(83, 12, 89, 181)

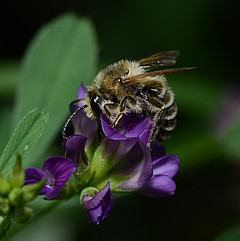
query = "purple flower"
(101, 114, 179, 196)
(63, 134, 88, 169)
(24, 156, 76, 200)
(68, 85, 179, 196)
(141, 144, 179, 197)
(100, 113, 153, 191)
(81, 182, 113, 225)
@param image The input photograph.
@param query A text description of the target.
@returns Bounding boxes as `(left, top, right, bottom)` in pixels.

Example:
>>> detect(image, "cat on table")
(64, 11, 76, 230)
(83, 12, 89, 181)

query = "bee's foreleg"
(119, 96, 136, 112)
(109, 113, 123, 128)
(109, 96, 136, 128)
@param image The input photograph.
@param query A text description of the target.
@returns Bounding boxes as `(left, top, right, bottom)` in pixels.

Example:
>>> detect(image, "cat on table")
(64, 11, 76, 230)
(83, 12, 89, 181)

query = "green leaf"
(0, 108, 49, 176)
(11, 13, 98, 167)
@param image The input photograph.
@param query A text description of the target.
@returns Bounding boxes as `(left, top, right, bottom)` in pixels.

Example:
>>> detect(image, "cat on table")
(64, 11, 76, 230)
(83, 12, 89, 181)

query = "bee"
(62, 50, 194, 147)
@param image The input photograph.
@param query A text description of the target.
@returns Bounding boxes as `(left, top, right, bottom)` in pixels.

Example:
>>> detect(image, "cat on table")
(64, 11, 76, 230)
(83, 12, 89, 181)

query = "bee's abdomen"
(154, 88, 178, 143)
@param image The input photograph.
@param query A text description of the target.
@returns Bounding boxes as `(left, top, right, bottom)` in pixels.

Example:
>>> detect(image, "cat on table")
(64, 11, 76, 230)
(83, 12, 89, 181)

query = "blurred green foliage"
(0, 0, 240, 240)
(0, 108, 48, 177)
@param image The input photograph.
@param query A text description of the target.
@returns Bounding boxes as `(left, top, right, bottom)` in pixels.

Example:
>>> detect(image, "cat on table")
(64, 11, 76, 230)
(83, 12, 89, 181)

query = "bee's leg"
(109, 96, 136, 128)
(71, 98, 85, 105)
(147, 107, 164, 149)
(109, 113, 123, 128)
(103, 103, 121, 128)
(145, 96, 166, 149)
(103, 103, 113, 117)
(62, 104, 87, 139)
(119, 96, 136, 112)
(154, 103, 177, 143)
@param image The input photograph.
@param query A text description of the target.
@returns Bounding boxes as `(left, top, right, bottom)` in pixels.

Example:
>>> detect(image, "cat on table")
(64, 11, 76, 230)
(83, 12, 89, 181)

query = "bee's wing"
(139, 50, 180, 68)
(122, 67, 195, 84)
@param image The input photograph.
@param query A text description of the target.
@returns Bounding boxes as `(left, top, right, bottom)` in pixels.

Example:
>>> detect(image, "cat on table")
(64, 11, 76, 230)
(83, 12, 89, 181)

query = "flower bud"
(0, 197, 10, 215)
(12, 206, 32, 223)
(8, 188, 24, 206)
(22, 178, 46, 202)
(80, 182, 113, 225)
(0, 172, 10, 196)
(8, 154, 25, 189)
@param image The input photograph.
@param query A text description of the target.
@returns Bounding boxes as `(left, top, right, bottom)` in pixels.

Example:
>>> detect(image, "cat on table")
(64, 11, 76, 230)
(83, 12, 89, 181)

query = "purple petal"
(142, 175, 176, 197)
(24, 167, 51, 195)
(83, 182, 113, 225)
(68, 84, 98, 145)
(139, 128, 152, 146)
(150, 143, 166, 162)
(24, 167, 47, 185)
(42, 156, 76, 199)
(152, 154, 180, 178)
(70, 103, 98, 146)
(63, 134, 88, 167)
(101, 114, 129, 140)
(116, 141, 153, 191)
(69, 84, 86, 130)
(84, 200, 103, 225)
(77, 84, 87, 105)
(77, 112, 98, 146)
(101, 114, 152, 142)
(102, 138, 138, 163)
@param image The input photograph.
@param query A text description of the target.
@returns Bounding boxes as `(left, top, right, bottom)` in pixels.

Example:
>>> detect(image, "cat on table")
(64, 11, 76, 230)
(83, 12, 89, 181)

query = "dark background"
(0, 0, 239, 79)
(1, 0, 240, 241)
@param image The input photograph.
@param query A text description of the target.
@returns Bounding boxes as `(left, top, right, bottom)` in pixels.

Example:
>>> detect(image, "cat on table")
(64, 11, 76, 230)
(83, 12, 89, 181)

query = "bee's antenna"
(62, 105, 87, 139)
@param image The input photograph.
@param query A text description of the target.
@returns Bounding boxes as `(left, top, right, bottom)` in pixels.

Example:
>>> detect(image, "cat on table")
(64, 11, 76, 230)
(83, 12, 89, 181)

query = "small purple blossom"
(63, 134, 88, 168)
(141, 144, 179, 197)
(24, 156, 76, 200)
(81, 182, 113, 225)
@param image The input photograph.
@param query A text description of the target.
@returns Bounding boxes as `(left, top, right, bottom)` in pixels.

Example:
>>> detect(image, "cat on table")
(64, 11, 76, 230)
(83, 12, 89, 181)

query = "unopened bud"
(22, 178, 46, 202)
(0, 172, 10, 196)
(0, 197, 10, 215)
(80, 186, 98, 204)
(8, 154, 25, 189)
(8, 188, 24, 206)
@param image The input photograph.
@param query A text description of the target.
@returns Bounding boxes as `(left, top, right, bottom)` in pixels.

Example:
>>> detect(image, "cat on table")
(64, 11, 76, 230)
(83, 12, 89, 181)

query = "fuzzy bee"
(62, 51, 194, 147)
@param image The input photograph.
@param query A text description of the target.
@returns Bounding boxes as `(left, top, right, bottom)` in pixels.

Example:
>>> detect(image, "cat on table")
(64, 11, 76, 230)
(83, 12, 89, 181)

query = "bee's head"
(94, 60, 144, 89)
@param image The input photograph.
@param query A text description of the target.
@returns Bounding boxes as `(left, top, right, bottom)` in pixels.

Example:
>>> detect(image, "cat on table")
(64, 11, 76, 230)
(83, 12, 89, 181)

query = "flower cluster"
(0, 154, 45, 223)
(24, 85, 179, 225)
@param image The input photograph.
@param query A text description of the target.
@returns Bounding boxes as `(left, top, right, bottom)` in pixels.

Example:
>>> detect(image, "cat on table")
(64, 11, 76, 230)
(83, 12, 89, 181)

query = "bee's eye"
(90, 94, 102, 117)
